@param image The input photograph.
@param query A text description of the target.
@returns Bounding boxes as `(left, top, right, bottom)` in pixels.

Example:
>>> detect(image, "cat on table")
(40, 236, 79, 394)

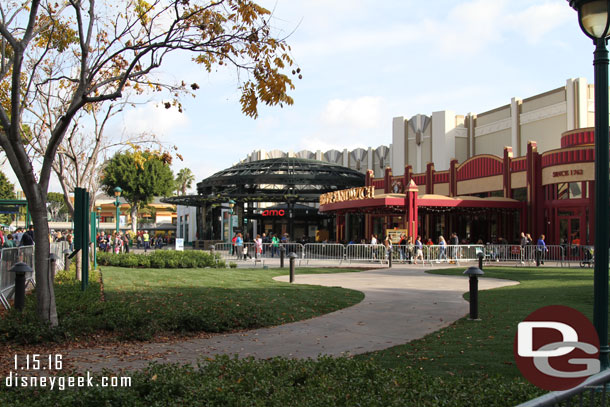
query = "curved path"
(66, 266, 517, 372)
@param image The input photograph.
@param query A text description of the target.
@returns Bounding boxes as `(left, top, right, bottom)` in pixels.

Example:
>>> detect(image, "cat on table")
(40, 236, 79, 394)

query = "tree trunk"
(31, 207, 59, 326)
(130, 205, 138, 233)
(75, 251, 82, 281)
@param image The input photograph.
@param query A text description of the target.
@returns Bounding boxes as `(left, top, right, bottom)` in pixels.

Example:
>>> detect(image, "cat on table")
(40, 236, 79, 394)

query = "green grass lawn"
(359, 266, 598, 379)
(4, 266, 581, 406)
(0, 267, 365, 344)
(100, 266, 365, 340)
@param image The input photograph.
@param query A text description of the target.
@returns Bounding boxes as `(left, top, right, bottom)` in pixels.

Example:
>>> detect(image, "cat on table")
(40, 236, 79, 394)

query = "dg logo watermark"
(514, 305, 600, 391)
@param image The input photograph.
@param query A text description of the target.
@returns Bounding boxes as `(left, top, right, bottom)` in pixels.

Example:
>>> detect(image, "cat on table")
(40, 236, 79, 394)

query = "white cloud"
(506, 3, 574, 44)
(121, 102, 190, 139)
(321, 96, 384, 129)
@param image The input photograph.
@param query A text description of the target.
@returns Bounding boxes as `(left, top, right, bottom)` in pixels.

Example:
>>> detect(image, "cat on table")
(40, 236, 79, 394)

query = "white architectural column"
(343, 149, 349, 167)
(367, 147, 373, 171)
(566, 78, 575, 130)
(431, 110, 456, 171)
(511, 97, 521, 155)
(391, 117, 406, 175)
(575, 77, 589, 129)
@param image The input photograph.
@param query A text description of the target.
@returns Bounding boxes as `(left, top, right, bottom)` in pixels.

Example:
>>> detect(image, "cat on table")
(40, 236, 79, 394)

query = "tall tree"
(0, 171, 15, 226)
(175, 168, 195, 196)
(46, 192, 68, 222)
(101, 150, 175, 233)
(0, 0, 298, 325)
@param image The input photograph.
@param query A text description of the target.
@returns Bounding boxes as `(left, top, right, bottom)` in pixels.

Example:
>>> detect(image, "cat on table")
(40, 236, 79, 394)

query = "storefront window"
(557, 183, 568, 200)
(569, 183, 582, 200)
(512, 188, 527, 202)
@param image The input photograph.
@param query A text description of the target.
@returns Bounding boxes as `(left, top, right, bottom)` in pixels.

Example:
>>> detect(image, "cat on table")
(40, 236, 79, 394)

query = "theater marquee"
(320, 186, 375, 205)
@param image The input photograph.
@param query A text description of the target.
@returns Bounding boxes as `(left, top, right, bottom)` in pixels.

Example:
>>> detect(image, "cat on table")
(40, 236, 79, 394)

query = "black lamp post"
(228, 199, 235, 251)
(113, 186, 122, 235)
(568, 0, 610, 371)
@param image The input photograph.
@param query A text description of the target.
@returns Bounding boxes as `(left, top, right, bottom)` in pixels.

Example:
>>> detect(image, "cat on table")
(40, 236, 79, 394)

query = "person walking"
(235, 233, 243, 260)
(20, 225, 35, 246)
(438, 235, 447, 262)
(450, 233, 459, 262)
(414, 236, 424, 264)
(536, 234, 547, 267)
(271, 234, 279, 258)
(3, 234, 15, 248)
(255, 234, 263, 259)
(398, 234, 407, 261)
(143, 230, 150, 253)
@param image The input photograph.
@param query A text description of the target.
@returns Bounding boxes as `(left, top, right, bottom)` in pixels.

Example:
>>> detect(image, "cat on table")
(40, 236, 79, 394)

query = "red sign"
(262, 209, 285, 217)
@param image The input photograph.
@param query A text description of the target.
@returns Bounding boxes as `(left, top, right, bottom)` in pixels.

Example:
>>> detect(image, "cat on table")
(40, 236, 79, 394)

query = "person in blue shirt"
(235, 233, 243, 259)
(536, 234, 547, 267)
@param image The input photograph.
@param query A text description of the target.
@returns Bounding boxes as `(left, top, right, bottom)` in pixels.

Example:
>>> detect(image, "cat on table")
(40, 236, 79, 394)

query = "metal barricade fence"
(345, 244, 386, 264)
(304, 243, 345, 263)
(483, 244, 565, 267)
(51, 241, 69, 270)
(0, 245, 36, 310)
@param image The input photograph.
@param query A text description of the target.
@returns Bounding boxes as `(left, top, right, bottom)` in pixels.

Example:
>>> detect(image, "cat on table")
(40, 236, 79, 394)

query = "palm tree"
(175, 168, 195, 195)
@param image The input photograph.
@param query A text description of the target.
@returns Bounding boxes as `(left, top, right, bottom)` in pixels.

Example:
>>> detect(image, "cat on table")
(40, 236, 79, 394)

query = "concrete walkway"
(66, 265, 518, 373)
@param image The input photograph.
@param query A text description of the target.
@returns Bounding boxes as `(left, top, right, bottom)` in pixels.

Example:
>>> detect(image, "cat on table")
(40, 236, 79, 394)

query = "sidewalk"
(64, 265, 517, 373)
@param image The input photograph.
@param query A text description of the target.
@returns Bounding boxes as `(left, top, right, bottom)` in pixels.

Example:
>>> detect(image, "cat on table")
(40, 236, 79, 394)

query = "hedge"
(97, 250, 225, 268)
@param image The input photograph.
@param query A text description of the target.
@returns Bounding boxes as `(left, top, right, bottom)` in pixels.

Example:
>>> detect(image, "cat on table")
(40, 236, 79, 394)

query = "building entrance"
(558, 209, 582, 248)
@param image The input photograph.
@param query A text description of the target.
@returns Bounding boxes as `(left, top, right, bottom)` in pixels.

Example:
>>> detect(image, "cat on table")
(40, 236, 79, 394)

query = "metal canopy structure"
(162, 158, 365, 206)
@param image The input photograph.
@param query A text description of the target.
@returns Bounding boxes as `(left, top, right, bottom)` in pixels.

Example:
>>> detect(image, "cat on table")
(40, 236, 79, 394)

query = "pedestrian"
(114, 233, 123, 254)
(3, 234, 15, 248)
(271, 234, 279, 257)
(255, 234, 263, 259)
(438, 235, 447, 262)
(414, 236, 424, 264)
(384, 235, 392, 260)
(20, 225, 35, 246)
(450, 232, 459, 262)
(235, 232, 243, 259)
(143, 230, 150, 252)
(398, 234, 407, 261)
(536, 234, 547, 266)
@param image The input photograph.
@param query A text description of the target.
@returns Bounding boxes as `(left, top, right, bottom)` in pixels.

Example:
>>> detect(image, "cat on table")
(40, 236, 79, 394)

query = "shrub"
(150, 256, 166, 268)
(138, 256, 151, 268)
(97, 250, 222, 269)
(120, 254, 140, 268)
(229, 262, 237, 269)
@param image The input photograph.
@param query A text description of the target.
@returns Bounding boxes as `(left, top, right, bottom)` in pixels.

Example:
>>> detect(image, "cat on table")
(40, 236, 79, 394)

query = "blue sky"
(18, 1, 601, 193)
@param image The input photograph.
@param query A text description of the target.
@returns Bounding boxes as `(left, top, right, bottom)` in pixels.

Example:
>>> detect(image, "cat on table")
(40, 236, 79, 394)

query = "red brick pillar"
(406, 180, 419, 238)
(384, 167, 393, 194)
(503, 147, 513, 198)
(449, 159, 458, 197)
(527, 142, 542, 238)
(426, 163, 435, 195)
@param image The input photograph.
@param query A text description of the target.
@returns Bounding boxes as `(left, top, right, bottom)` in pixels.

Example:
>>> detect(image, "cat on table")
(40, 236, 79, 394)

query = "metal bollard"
(280, 246, 286, 268)
(388, 247, 392, 268)
(49, 253, 58, 278)
(288, 252, 298, 283)
(477, 251, 484, 270)
(63, 249, 71, 272)
(9, 262, 32, 311)
(463, 266, 484, 320)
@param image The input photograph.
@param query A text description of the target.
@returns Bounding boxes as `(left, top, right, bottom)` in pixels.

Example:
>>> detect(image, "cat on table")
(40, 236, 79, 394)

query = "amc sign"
(262, 209, 285, 217)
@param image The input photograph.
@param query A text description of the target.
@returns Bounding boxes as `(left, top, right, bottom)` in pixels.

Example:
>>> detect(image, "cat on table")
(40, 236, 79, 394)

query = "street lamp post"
(113, 187, 122, 235)
(94, 206, 101, 269)
(568, 0, 610, 370)
(228, 199, 235, 255)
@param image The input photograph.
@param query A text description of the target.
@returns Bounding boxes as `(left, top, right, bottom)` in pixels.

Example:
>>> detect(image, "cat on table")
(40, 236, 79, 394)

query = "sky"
(7, 0, 601, 194)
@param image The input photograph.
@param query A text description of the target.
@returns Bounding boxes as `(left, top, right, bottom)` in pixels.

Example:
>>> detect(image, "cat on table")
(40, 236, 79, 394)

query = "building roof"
(162, 158, 365, 206)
